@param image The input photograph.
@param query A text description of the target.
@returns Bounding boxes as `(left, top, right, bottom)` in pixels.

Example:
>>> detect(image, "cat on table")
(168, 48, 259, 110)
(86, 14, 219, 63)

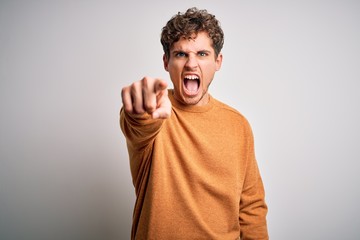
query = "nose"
(185, 54, 198, 69)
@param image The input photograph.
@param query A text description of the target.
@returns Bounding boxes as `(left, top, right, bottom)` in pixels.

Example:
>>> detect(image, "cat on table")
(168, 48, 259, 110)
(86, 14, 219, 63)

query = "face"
(163, 31, 223, 106)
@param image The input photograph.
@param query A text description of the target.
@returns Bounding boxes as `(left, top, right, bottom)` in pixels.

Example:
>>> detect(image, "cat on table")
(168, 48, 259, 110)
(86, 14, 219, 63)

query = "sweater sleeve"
(239, 125, 269, 240)
(120, 108, 164, 149)
(120, 107, 165, 191)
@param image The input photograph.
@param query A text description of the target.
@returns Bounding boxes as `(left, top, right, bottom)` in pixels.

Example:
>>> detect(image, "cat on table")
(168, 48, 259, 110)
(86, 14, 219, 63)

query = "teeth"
(184, 75, 199, 80)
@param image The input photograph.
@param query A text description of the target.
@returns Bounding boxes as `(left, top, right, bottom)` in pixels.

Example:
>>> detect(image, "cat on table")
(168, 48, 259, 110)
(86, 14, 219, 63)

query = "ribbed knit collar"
(168, 89, 214, 113)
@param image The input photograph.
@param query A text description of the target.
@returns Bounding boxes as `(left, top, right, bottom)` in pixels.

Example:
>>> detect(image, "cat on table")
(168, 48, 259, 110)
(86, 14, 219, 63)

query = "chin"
(182, 93, 207, 106)
(183, 98, 200, 105)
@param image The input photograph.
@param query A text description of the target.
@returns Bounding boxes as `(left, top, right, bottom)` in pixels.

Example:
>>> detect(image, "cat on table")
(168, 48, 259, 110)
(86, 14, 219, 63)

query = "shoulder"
(211, 97, 254, 140)
(211, 97, 249, 124)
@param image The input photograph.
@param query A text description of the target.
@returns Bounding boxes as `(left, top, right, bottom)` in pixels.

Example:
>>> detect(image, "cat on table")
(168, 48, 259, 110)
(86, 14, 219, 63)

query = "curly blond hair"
(161, 7, 224, 58)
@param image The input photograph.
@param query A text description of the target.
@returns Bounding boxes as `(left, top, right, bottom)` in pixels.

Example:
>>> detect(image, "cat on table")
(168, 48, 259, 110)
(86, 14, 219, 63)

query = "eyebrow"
(171, 49, 212, 55)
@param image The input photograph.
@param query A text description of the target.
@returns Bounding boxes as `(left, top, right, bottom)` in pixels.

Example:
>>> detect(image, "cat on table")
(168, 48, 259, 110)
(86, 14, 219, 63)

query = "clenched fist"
(121, 77, 172, 119)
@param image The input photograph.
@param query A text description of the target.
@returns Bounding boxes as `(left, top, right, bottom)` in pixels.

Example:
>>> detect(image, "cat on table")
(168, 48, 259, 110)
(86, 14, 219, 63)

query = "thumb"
(152, 94, 171, 119)
(152, 106, 171, 119)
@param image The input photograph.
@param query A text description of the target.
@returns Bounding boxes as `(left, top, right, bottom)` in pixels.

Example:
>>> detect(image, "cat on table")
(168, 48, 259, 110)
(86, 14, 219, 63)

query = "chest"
(153, 112, 248, 187)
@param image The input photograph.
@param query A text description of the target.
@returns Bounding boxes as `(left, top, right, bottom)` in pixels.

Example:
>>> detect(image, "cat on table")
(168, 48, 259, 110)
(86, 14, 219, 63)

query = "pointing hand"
(121, 77, 171, 119)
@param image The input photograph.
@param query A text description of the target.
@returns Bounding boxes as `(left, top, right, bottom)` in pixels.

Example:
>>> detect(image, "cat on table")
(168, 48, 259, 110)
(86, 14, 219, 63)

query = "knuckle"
(124, 106, 132, 113)
(131, 81, 140, 90)
(141, 76, 152, 83)
(141, 77, 149, 88)
(144, 102, 155, 112)
(121, 88, 132, 111)
(142, 76, 155, 91)
(133, 104, 145, 114)
(121, 86, 130, 97)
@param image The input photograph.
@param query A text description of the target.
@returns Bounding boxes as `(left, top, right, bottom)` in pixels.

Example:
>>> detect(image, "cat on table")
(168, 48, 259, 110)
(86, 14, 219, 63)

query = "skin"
(121, 31, 223, 119)
(164, 31, 223, 107)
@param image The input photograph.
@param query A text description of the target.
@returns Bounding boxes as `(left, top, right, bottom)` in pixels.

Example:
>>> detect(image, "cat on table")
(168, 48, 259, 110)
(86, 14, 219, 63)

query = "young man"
(120, 7, 268, 240)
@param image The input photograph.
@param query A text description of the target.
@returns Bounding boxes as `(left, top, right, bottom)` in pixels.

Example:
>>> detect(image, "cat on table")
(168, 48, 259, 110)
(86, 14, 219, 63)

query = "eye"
(175, 52, 186, 57)
(198, 51, 208, 57)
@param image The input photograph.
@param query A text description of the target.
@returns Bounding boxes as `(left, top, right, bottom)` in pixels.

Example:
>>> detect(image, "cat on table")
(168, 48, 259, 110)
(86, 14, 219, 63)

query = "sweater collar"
(168, 89, 214, 113)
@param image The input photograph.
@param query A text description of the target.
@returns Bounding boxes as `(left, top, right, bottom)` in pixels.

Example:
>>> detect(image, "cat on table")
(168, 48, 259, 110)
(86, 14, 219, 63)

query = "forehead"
(171, 32, 214, 52)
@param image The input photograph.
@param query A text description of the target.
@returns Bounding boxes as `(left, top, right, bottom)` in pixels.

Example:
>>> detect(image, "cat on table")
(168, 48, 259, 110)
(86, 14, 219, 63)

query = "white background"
(1, 0, 359, 239)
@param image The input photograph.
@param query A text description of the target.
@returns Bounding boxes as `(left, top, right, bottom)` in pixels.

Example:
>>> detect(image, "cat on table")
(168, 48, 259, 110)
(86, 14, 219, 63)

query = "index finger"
(154, 79, 168, 93)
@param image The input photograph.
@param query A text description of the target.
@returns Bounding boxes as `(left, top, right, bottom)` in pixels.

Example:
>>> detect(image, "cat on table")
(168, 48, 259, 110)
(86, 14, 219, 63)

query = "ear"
(163, 54, 169, 72)
(215, 53, 223, 71)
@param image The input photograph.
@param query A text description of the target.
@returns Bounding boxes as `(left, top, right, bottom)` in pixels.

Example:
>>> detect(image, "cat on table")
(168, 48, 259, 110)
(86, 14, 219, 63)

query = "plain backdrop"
(1, 0, 359, 239)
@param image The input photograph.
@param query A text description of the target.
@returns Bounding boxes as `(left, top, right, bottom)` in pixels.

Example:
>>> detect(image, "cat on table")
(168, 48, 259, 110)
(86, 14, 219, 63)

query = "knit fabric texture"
(120, 90, 268, 240)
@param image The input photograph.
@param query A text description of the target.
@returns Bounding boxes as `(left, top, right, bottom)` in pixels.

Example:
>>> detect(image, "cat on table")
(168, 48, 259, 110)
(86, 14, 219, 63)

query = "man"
(120, 7, 268, 240)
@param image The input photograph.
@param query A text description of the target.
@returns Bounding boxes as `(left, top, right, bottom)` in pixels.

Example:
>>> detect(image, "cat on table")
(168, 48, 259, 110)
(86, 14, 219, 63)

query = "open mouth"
(183, 75, 200, 95)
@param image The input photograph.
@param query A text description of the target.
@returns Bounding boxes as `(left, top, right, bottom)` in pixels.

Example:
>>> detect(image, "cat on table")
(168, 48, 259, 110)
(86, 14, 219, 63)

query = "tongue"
(185, 79, 198, 92)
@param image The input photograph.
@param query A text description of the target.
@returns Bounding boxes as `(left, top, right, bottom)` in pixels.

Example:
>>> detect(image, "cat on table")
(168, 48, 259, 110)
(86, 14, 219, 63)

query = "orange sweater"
(120, 90, 268, 240)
